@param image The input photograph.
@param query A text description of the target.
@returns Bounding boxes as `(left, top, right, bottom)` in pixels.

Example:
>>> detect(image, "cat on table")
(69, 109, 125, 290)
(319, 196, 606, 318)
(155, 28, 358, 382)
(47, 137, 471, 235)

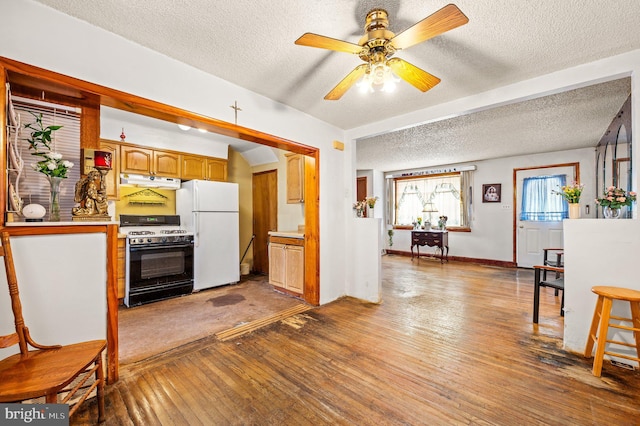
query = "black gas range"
(120, 215, 194, 307)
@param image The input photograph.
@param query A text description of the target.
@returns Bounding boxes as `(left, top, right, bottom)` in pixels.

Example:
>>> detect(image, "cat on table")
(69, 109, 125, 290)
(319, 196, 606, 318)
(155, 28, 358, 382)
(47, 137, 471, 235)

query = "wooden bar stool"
(584, 286, 640, 377)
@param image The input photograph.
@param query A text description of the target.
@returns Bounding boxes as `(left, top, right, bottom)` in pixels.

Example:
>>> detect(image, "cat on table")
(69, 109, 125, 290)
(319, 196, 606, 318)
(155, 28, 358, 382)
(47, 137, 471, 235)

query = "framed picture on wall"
(482, 184, 501, 203)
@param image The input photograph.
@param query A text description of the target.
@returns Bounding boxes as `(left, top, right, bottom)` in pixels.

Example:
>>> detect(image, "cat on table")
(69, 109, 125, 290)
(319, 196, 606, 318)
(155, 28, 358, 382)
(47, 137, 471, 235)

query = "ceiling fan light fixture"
(357, 61, 399, 94)
(295, 4, 468, 100)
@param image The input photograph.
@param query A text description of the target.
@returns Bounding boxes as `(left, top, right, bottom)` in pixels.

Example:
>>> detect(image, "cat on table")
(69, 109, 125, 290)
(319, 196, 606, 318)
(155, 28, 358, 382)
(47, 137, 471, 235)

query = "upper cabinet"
(110, 141, 227, 187)
(181, 155, 228, 182)
(98, 140, 120, 200)
(206, 158, 228, 182)
(285, 153, 304, 204)
(181, 155, 207, 180)
(120, 145, 181, 178)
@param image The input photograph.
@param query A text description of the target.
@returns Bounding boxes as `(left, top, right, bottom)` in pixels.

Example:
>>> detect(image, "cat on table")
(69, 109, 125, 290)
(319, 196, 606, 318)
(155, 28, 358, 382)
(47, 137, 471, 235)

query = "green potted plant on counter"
(24, 112, 74, 221)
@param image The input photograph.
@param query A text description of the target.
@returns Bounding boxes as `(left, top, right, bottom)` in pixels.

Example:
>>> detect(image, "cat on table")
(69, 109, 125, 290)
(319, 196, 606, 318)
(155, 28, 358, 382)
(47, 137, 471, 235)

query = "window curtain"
(460, 170, 473, 227)
(520, 174, 567, 221)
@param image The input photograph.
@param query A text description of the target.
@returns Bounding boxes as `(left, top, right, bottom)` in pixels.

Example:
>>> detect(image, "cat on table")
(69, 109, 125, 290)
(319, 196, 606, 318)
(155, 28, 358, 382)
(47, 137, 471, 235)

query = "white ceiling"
(33, 0, 639, 170)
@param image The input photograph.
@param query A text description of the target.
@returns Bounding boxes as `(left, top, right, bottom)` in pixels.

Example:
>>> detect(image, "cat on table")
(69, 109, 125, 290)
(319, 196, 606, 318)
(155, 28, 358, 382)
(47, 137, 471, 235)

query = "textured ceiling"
(357, 78, 631, 171)
(32, 0, 639, 167)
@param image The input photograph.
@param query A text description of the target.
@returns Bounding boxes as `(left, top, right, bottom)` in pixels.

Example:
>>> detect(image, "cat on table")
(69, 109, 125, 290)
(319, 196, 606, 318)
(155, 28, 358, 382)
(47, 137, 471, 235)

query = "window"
(520, 174, 568, 221)
(9, 99, 81, 221)
(393, 173, 469, 228)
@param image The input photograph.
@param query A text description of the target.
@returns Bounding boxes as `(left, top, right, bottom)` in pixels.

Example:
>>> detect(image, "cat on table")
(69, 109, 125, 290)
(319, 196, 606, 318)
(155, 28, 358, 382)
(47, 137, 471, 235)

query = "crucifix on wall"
(230, 101, 242, 125)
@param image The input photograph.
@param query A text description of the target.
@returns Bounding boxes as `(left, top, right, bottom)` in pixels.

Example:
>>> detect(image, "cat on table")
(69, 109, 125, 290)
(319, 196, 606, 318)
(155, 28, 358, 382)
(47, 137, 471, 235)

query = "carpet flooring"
(118, 274, 305, 364)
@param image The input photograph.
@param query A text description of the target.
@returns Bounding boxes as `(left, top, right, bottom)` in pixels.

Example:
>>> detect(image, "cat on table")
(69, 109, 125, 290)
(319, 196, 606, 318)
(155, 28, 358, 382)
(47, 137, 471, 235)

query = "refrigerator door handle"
(194, 182, 199, 211)
(194, 212, 200, 248)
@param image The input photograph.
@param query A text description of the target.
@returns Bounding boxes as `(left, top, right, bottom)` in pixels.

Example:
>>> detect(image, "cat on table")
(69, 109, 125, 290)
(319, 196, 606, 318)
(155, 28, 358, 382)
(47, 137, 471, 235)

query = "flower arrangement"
(25, 112, 74, 178)
(365, 196, 379, 208)
(553, 181, 584, 204)
(438, 215, 448, 230)
(353, 200, 367, 211)
(595, 186, 637, 209)
(32, 152, 74, 178)
(353, 196, 379, 217)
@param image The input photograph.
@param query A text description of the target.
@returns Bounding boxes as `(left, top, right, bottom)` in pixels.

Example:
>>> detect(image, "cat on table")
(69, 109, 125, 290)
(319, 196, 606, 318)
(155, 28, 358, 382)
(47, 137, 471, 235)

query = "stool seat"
(585, 286, 640, 377)
(591, 286, 640, 302)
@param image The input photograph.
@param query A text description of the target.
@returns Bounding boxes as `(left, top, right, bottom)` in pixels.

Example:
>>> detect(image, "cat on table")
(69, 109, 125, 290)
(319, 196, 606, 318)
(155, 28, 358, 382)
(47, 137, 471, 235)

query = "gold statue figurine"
(72, 170, 110, 221)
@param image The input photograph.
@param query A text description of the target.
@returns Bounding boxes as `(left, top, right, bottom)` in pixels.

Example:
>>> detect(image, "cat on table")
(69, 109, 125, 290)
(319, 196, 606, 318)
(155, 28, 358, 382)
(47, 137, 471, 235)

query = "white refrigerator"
(176, 180, 240, 291)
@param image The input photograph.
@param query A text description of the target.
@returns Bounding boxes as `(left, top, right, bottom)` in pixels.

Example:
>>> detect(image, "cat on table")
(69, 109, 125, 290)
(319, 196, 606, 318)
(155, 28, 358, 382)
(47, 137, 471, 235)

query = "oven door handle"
(129, 244, 194, 252)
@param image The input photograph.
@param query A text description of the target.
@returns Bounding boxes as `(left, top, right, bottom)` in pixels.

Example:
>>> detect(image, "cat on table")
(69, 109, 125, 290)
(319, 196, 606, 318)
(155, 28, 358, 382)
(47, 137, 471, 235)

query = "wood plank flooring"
(72, 255, 640, 425)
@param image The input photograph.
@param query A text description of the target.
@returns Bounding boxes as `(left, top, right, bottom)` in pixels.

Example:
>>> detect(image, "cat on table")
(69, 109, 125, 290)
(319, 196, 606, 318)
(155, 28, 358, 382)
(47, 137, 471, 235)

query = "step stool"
(584, 286, 640, 377)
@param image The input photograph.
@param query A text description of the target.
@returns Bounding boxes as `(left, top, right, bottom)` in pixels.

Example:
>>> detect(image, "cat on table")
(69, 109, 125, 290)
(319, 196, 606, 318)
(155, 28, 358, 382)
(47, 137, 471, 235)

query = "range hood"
(120, 173, 181, 189)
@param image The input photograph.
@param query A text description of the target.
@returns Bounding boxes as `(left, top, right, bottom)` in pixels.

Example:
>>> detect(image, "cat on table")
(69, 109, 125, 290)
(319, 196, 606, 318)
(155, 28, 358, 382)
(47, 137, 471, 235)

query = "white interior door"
(516, 166, 574, 267)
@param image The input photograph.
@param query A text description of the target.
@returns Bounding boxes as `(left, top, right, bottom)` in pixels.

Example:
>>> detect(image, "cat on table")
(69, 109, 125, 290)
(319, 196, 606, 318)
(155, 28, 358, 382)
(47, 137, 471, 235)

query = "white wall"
(564, 219, 640, 366)
(347, 218, 382, 301)
(0, 233, 107, 358)
(384, 147, 595, 262)
(2, 0, 349, 305)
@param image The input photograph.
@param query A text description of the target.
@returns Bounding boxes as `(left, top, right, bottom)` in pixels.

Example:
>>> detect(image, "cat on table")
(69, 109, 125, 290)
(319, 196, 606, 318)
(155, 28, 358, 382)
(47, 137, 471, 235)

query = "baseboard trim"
(385, 249, 517, 268)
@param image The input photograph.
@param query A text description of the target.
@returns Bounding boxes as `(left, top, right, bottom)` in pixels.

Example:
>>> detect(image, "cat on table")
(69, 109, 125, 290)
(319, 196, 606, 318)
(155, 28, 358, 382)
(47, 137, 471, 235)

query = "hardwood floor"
(72, 255, 640, 425)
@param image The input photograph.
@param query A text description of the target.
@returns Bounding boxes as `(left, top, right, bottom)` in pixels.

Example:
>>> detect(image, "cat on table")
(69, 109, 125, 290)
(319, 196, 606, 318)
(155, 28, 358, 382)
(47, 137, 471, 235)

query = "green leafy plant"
(387, 229, 394, 247)
(24, 112, 73, 178)
(24, 112, 62, 152)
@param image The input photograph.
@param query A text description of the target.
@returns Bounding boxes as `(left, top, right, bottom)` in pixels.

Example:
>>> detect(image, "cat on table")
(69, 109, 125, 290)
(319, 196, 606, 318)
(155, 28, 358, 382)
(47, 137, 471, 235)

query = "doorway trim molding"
(512, 162, 580, 265)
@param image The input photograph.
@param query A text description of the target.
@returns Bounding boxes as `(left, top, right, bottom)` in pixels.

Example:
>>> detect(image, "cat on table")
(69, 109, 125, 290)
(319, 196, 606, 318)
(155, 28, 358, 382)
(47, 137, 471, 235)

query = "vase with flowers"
(353, 200, 366, 217)
(595, 186, 637, 219)
(25, 112, 74, 221)
(552, 181, 584, 219)
(437, 215, 448, 230)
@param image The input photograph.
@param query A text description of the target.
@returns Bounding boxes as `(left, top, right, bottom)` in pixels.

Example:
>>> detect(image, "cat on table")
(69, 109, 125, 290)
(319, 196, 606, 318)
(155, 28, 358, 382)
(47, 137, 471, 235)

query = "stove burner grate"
(160, 229, 187, 235)
(128, 231, 155, 236)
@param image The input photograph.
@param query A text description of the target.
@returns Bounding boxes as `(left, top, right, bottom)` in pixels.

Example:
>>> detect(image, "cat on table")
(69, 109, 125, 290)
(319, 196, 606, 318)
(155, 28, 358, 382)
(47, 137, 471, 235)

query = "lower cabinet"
(269, 237, 304, 294)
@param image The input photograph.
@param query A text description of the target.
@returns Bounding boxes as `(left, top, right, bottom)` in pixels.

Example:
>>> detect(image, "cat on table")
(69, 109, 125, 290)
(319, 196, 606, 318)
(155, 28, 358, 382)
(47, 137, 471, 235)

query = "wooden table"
(411, 230, 449, 263)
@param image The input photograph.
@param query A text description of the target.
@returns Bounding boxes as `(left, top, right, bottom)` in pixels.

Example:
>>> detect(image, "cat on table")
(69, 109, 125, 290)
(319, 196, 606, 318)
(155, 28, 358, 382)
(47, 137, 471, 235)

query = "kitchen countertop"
(5, 220, 119, 226)
(268, 231, 304, 239)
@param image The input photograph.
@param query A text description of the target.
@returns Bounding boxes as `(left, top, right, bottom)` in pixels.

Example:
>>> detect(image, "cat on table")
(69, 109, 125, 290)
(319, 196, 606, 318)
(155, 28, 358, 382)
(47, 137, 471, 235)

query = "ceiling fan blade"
(390, 4, 469, 50)
(387, 58, 440, 92)
(324, 64, 369, 100)
(295, 33, 362, 54)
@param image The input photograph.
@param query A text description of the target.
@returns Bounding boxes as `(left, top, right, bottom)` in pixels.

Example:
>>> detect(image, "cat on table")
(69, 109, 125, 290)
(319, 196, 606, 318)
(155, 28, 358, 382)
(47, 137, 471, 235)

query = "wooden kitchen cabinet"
(285, 153, 304, 203)
(269, 236, 304, 294)
(120, 145, 152, 175)
(121, 145, 181, 178)
(181, 155, 227, 181)
(181, 155, 207, 180)
(98, 140, 120, 200)
(154, 150, 181, 177)
(206, 158, 228, 181)
(117, 237, 126, 301)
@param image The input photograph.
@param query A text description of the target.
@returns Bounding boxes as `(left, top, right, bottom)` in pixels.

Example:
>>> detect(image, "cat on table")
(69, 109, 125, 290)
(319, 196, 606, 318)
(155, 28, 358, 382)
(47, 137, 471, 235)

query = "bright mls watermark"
(1, 404, 68, 425)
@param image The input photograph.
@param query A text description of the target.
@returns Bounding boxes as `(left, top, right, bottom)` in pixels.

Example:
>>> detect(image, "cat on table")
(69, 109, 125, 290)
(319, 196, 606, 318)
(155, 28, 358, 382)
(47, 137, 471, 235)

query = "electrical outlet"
(501, 205, 511, 209)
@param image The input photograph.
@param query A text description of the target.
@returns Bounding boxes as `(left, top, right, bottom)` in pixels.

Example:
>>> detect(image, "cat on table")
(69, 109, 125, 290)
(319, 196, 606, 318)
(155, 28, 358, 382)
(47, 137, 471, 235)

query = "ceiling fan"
(295, 4, 469, 100)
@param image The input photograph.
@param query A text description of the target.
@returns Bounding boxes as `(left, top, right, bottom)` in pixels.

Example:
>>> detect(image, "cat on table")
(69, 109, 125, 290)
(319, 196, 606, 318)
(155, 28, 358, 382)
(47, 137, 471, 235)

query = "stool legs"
(592, 297, 613, 377)
(584, 295, 604, 360)
(631, 301, 640, 361)
(585, 295, 640, 377)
